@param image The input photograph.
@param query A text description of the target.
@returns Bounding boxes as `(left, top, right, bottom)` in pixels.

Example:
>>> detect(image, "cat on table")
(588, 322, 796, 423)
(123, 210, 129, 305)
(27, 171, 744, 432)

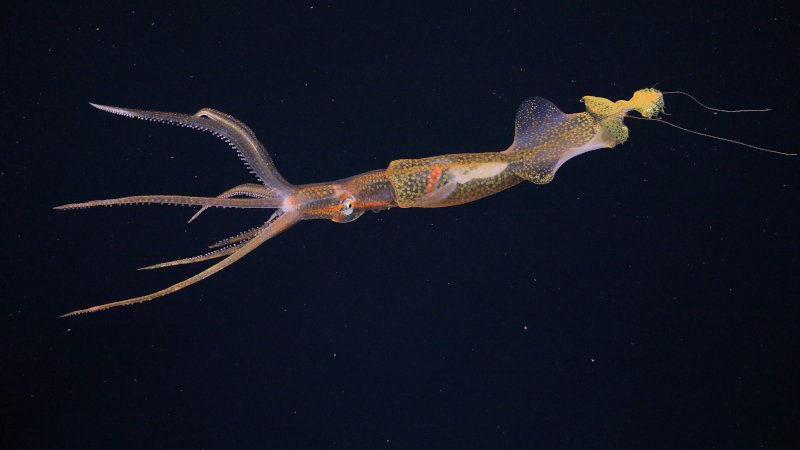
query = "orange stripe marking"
(426, 166, 443, 193)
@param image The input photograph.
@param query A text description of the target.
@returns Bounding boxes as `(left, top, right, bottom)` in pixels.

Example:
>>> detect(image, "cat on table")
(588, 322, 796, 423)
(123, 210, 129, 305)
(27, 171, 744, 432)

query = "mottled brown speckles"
(386, 89, 665, 193)
(58, 89, 667, 315)
(387, 153, 523, 208)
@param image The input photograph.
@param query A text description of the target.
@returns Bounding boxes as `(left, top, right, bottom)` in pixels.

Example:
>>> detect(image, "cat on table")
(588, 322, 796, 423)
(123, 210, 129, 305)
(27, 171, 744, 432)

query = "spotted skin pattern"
(56, 89, 664, 315)
(387, 153, 522, 208)
(387, 88, 665, 200)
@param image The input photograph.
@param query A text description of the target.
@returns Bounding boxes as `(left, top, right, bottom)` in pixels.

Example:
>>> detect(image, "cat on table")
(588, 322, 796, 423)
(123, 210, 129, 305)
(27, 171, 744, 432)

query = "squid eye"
(341, 198, 354, 215)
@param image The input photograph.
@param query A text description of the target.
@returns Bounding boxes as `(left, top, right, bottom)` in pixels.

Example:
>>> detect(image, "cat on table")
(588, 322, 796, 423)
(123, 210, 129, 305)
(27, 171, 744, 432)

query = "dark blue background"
(2, 1, 798, 448)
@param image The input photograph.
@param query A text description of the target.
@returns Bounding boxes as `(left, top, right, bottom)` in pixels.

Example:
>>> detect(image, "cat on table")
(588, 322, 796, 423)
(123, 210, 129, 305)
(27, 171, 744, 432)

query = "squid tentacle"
(60, 210, 300, 317)
(208, 227, 261, 249)
(54, 195, 281, 210)
(89, 103, 296, 195)
(188, 183, 279, 223)
(141, 210, 283, 271)
(138, 242, 248, 270)
(206, 210, 282, 249)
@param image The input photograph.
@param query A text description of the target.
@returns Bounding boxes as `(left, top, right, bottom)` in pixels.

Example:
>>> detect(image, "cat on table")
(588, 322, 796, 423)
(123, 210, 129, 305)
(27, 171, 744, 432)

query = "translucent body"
(56, 89, 665, 315)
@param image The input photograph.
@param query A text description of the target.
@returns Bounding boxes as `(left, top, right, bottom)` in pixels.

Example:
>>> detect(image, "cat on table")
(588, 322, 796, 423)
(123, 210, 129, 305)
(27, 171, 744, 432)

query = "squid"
(56, 88, 792, 316)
